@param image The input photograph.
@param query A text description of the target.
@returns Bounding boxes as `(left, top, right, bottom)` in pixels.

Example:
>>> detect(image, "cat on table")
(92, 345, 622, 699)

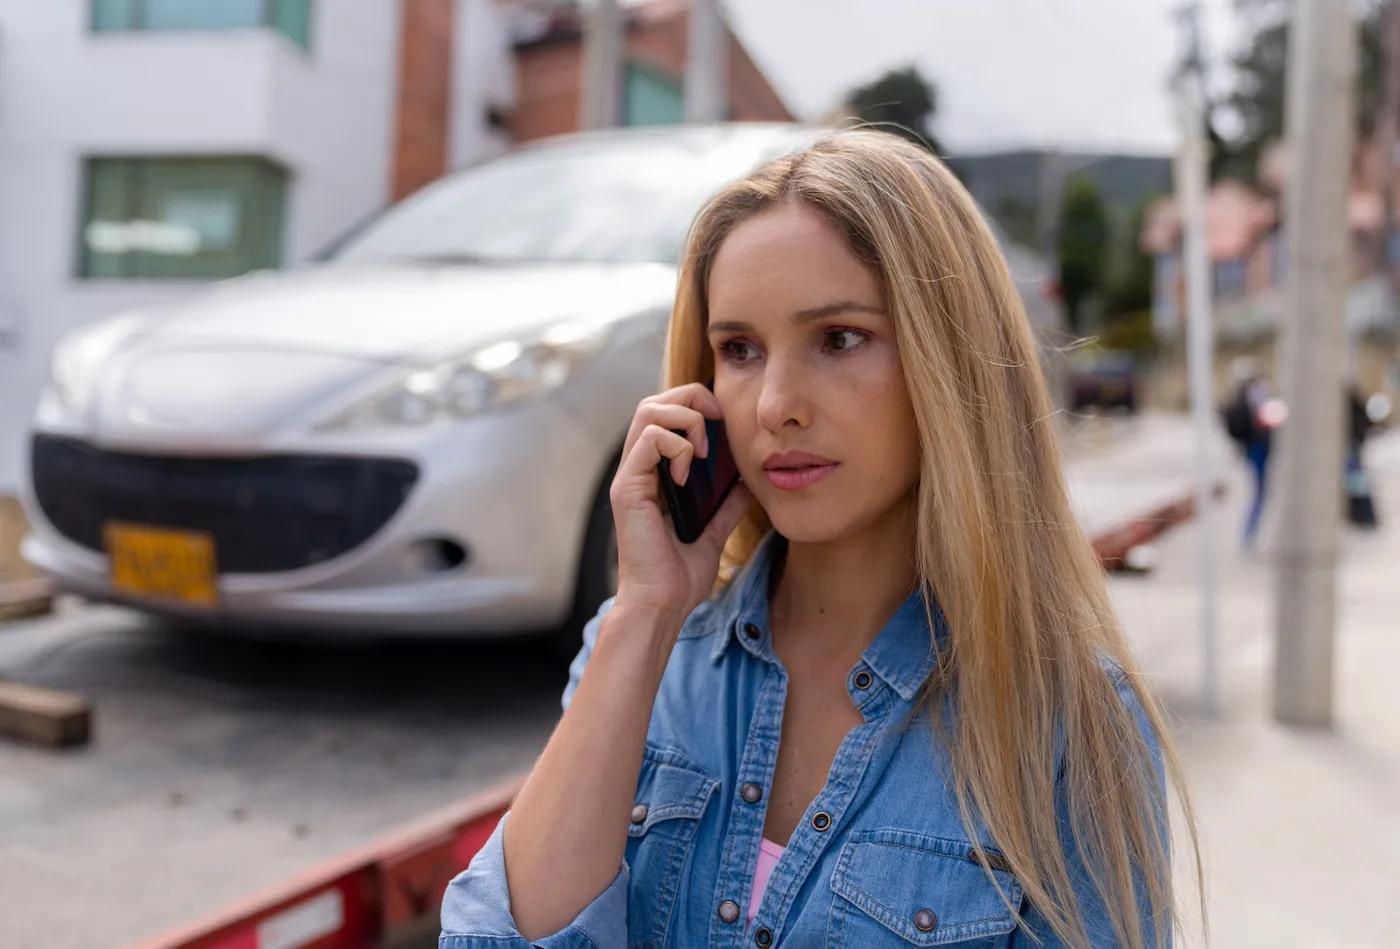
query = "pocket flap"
(627, 747, 719, 838)
(830, 830, 1022, 945)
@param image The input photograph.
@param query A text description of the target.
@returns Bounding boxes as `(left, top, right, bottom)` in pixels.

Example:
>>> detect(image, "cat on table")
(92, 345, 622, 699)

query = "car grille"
(30, 435, 420, 574)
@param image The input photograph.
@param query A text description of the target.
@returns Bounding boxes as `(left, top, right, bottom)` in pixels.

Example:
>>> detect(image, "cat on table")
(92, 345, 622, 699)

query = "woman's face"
(706, 202, 921, 545)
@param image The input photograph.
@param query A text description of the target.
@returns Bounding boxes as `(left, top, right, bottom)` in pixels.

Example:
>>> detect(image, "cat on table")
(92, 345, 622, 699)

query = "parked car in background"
(1069, 350, 1140, 414)
(21, 123, 1063, 645)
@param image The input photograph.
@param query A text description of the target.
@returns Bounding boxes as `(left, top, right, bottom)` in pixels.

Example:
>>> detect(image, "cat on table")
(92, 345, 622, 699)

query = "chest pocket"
(827, 830, 1023, 947)
(623, 746, 719, 949)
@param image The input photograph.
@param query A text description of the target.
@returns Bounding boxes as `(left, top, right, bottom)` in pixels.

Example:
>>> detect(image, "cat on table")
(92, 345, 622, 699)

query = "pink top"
(747, 838, 786, 926)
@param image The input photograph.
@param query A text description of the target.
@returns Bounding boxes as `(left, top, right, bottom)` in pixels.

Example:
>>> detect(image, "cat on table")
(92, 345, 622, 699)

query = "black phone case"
(657, 417, 740, 544)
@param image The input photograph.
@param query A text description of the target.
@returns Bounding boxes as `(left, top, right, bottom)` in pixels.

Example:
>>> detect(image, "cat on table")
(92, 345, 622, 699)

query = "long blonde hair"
(665, 129, 1202, 948)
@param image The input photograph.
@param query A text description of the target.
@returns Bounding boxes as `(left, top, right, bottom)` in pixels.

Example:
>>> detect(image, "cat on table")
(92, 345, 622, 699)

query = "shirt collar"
(707, 533, 948, 703)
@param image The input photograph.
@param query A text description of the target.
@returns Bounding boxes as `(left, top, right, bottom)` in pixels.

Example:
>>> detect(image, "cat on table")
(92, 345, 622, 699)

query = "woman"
(441, 130, 1201, 948)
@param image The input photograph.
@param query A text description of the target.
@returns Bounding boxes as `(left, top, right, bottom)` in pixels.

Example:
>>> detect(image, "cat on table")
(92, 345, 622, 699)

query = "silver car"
(20, 123, 1062, 642)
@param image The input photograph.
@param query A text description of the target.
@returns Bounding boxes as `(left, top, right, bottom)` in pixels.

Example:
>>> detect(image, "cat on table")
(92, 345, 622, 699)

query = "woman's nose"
(755, 361, 812, 431)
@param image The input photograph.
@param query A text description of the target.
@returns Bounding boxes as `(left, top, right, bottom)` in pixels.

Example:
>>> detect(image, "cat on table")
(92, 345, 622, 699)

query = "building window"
(623, 63, 684, 127)
(80, 157, 288, 280)
(91, 0, 312, 48)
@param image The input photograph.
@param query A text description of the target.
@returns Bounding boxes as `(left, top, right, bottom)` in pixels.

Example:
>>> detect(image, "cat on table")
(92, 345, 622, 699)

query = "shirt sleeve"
(440, 599, 629, 949)
(439, 814, 630, 949)
(1011, 672, 1171, 949)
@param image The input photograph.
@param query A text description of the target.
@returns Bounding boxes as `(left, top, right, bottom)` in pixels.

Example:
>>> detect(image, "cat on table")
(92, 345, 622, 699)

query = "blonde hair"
(664, 129, 1202, 948)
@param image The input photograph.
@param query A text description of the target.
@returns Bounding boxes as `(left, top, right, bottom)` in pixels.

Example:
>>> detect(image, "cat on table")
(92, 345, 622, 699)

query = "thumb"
(699, 482, 753, 553)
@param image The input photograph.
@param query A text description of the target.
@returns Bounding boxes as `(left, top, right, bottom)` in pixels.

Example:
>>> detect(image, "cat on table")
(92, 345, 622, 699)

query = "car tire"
(553, 453, 620, 661)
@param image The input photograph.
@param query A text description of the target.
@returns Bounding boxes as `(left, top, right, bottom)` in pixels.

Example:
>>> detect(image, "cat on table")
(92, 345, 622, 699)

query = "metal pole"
(1372, 0, 1400, 276)
(1273, 0, 1356, 728)
(685, 0, 727, 123)
(579, 0, 623, 130)
(1174, 67, 1222, 719)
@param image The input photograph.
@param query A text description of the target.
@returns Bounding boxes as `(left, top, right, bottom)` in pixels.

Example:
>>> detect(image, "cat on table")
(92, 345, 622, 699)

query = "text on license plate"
(104, 522, 219, 608)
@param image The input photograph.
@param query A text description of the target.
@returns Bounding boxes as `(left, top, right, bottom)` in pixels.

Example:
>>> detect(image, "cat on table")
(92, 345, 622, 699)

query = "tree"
(1106, 195, 1160, 318)
(1057, 178, 1111, 334)
(1222, 0, 1385, 184)
(846, 66, 942, 155)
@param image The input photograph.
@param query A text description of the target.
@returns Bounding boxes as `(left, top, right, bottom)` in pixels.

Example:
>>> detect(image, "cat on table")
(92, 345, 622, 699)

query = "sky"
(716, 0, 1242, 156)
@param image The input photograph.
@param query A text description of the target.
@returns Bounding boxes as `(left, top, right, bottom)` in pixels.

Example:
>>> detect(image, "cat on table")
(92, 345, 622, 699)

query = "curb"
(1090, 482, 1226, 573)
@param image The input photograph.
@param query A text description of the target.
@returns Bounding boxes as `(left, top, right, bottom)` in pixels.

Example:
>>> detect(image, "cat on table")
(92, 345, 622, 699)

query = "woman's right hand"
(608, 383, 753, 631)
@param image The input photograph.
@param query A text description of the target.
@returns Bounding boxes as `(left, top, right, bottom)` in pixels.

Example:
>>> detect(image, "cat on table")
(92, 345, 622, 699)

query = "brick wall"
(391, 0, 456, 202)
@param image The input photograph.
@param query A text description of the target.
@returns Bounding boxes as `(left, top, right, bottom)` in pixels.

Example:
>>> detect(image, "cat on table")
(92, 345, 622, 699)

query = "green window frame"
(79, 157, 289, 281)
(623, 63, 685, 127)
(90, 0, 312, 49)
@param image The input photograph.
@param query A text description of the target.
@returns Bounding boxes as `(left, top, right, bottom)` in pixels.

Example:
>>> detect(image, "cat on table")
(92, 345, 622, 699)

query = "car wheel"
(554, 454, 620, 661)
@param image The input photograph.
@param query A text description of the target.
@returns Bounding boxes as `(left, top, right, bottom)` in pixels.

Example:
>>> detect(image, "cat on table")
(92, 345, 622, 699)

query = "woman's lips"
(764, 464, 839, 490)
(762, 452, 840, 491)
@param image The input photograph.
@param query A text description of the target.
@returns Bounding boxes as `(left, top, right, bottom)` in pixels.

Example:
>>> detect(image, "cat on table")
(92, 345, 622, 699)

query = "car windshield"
(330, 130, 809, 267)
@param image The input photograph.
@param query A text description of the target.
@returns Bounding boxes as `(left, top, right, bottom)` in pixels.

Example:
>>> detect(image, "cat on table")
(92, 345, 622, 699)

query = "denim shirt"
(441, 534, 1166, 948)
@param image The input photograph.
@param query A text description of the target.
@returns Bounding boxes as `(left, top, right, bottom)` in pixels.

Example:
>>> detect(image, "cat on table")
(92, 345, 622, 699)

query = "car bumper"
(20, 400, 611, 635)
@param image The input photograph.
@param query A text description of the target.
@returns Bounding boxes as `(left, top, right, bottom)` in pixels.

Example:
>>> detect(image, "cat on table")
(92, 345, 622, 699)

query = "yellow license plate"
(104, 522, 219, 608)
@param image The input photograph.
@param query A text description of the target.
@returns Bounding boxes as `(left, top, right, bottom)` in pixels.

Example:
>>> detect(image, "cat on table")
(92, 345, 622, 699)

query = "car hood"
(83, 262, 677, 443)
(127, 261, 679, 360)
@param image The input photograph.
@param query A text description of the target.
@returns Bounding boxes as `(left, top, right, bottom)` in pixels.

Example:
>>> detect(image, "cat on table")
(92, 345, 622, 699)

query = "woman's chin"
(761, 506, 856, 546)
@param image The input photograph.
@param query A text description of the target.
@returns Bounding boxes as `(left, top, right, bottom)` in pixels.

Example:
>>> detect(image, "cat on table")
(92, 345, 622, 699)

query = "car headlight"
(48, 312, 147, 411)
(318, 321, 611, 431)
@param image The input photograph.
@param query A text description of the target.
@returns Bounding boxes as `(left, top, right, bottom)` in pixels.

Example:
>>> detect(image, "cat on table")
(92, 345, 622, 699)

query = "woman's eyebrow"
(707, 301, 886, 335)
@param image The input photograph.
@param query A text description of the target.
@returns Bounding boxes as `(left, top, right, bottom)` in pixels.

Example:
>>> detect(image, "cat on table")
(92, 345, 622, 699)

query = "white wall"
(0, 0, 403, 492)
(450, 0, 516, 172)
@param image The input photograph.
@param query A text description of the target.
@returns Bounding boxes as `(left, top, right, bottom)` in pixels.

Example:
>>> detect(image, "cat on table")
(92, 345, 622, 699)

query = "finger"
(699, 481, 753, 549)
(623, 385, 722, 456)
(624, 424, 694, 486)
(634, 402, 709, 458)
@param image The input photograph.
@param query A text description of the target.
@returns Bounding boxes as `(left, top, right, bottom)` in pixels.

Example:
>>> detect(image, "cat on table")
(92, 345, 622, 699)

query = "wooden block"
(0, 495, 40, 582)
(0, 681, 92, 747)
(0, 578, 54, 623)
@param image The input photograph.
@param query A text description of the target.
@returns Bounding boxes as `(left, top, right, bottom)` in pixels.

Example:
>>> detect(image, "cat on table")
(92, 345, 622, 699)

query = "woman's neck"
(768, 501, 919, 664)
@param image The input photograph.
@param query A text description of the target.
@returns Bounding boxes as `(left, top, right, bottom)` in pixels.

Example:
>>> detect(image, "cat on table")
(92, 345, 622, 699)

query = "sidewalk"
(1108, 428, 1400, 947)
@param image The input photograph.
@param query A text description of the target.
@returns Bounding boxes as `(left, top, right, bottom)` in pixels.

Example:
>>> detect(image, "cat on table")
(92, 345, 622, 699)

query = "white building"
(0, 0, 517, 493)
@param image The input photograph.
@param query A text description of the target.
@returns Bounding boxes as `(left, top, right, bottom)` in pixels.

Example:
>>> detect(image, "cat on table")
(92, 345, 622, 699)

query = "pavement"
(1108, 425, 1400, 948)
(0, 411, 1393, 948)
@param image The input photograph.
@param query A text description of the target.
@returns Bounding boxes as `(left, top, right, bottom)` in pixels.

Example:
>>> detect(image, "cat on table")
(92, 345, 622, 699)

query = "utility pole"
(1172, 0, 1221, 719)
(1372, 1, 1400, 277)
(1273, 0, 1357, 728)
(579, 0, 623, 130)
(685, 0, 727, 123)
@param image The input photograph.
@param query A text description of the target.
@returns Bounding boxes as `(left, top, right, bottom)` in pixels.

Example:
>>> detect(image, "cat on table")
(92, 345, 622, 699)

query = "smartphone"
(657, 414, 741, 544)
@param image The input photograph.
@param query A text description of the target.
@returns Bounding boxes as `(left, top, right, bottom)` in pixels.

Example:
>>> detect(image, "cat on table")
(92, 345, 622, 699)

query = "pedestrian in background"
(441, 130, 1200, 949)
(1221, 357, 1277, 548)
(1345, 384, 1379, 529)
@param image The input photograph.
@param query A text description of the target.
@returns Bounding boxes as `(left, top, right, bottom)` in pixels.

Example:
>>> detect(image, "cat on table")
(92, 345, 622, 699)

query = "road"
(0, 411, 1240, 949)
(0, 612, 567, 949)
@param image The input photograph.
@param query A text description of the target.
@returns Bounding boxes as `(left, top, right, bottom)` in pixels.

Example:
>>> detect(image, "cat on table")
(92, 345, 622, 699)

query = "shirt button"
(717, 900, 741, 924)
(754, 926, 774, 947)
(811, 811, 832, 832)
(740, 782, 764, 804)
(743, 622, 762, 639)
(630, 804, 648, 825)
(853, 670, 873, 690)
(914, 908, 938, 932)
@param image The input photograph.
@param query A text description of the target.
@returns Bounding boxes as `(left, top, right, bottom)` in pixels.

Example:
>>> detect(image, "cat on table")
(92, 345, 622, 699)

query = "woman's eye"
(718, 339, 759, 363)
(823, 329, 869, 354)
